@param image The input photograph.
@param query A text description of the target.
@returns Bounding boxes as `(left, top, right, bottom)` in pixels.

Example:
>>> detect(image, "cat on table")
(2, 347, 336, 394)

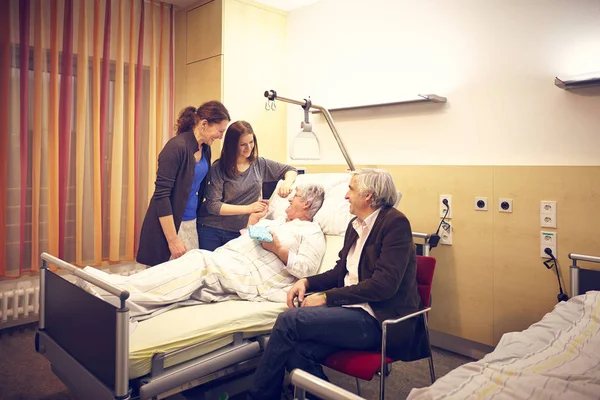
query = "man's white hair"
(352, 168, 398, 209)
(296, 183, 325, 219)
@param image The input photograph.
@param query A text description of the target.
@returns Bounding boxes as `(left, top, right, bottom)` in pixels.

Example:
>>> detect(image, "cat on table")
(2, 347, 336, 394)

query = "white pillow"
(268, 173, 353, 236)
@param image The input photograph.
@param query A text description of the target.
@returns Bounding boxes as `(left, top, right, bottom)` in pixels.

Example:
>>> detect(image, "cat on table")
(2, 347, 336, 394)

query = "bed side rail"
(569, 253, 600, 297)
(290, 369, 365, 400)
(39, 253, 131, 399)
(412, 232, 431, 256)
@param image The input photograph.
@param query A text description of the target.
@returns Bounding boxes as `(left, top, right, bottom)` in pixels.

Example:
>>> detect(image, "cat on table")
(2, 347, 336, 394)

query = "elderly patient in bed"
(78, 183, 326, 319)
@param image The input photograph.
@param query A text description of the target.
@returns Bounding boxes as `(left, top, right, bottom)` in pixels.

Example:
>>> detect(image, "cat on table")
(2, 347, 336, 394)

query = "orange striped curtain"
(1, 0, 174, 278)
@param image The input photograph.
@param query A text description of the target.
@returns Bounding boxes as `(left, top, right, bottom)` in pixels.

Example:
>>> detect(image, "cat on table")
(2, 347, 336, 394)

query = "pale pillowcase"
(268, 173, 353, 236)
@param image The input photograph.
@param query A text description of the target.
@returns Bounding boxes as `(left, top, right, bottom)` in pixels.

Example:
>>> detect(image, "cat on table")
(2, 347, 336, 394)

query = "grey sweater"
(198, 157, 296, 232)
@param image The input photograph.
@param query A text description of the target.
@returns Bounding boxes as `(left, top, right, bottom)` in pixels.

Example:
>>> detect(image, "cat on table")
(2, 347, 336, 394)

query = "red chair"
(322, 255, 437, 399)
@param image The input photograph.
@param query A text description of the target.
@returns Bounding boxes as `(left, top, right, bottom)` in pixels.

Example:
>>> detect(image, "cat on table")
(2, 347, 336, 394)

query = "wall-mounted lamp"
(290, 97, 321, 160)
(263, 90, 355, 171)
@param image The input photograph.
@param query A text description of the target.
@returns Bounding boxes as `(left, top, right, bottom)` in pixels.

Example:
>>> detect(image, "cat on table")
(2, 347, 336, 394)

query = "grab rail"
(290, 369, 365, 400)
(569, 253, 600, 264)
(40, 252, 130, 302)
(412, 232, 431, 256)
(568, 253, 600, 298)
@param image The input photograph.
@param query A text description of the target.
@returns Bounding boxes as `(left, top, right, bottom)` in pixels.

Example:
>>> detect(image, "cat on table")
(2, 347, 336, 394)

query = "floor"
(0, 323, 474, 400)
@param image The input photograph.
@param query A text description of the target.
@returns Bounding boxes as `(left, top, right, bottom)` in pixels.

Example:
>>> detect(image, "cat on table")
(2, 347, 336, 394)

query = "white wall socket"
(540, 231, 557, 258)
(540, 201, 557, 228)
(474, 197, 488, 211)
(498, 198, 513, 213)
(440, 195, 452, 218)
(440, 221, 452, 245)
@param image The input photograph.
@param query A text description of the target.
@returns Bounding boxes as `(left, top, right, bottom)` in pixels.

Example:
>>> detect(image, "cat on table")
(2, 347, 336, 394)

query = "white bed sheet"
(408, 291, 600, 400)
(128, 235, 345, 379)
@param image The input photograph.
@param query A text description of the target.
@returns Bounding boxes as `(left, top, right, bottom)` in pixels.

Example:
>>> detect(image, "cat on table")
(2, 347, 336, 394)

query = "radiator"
(0, 263, 146, 329)
(0, 284, 40, 323)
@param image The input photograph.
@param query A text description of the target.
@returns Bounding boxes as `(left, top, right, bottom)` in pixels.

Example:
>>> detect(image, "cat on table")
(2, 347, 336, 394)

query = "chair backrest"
(415, 256, 436, 307)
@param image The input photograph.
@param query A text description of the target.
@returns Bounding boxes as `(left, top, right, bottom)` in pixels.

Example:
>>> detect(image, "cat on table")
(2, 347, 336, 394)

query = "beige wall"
(175, 0, 287, 161)
(304, 164, 600, 346)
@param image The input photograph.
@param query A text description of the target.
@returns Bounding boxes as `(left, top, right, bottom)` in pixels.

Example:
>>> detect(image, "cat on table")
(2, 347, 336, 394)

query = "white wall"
(284, 0, 600, 165)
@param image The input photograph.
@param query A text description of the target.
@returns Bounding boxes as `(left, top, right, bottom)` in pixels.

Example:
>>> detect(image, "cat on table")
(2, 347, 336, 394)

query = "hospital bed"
(34, 173, 431, 399)
(407, 252, 600, 400)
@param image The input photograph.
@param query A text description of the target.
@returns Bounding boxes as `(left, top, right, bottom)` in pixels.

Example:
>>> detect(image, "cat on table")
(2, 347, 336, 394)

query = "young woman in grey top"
(198, 121, 297, 251)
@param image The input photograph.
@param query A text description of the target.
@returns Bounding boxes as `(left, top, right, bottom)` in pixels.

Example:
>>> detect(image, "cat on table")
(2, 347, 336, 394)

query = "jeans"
(249, 306, 382, 400)
(197, 224, 240, 251)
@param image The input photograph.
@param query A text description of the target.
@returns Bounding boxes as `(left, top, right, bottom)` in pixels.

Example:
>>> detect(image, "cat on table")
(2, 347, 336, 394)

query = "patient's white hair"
(352, 168, 398, 209)
(296, 184, 325, 220)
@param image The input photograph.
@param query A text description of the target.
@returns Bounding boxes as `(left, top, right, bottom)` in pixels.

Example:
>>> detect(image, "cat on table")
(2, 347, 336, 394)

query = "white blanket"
(408, 291, 600, 400)
(80, 218, 325, 320)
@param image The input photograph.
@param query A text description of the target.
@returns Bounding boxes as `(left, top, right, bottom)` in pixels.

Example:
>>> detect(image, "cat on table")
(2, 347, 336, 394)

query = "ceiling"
(162, 0, 320, 11)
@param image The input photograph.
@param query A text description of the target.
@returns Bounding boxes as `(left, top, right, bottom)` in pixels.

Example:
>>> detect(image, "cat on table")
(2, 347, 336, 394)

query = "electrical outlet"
(440, 221, 452, 245)
(540, 201, 556, 215)
(540, 201, 557, 228)
(498, 198, 513, 213)
(440, 195, 452, 218)
(540, 231, 557, 258)
(540, 214, 557, 228)
(474, 197, 488, 211)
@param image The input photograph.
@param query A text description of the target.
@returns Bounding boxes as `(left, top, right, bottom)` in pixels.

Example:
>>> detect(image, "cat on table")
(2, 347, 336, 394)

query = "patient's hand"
(287, 278, 309, 308)
(260, 231, 280, 253)
(248, 208, 268, 226)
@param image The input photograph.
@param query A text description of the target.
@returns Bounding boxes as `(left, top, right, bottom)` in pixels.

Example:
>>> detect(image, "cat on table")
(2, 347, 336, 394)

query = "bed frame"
(35, 231, 433, 399)
(35, 253, 271, 399)
(569, 252, 600, 296)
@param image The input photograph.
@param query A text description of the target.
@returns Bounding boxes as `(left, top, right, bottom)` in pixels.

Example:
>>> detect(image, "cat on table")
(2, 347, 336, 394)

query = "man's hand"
(287, 278, 309, 308)
(168, 238, 186, 259)
(278, 183, 293, 198)
(302, 293, 326, 307)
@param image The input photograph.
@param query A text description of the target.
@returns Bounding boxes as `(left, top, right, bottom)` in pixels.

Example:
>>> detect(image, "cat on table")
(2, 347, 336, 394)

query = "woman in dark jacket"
(136, 101, 231, 266)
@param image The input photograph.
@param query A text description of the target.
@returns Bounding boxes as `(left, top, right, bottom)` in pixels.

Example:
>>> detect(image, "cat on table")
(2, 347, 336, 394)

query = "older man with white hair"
(249, 168, 428, 400)
(80, 184, 326, 319)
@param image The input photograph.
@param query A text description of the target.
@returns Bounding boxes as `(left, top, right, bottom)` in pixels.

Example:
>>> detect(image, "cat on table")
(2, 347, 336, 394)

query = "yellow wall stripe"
(75, 0, 88, 265)
(92, 0, 102, 265)
(109, 0, 125, 261)
(48, 0, 59, 260)
(147, 0, 157, 204)
(156, 3, 165, 160)
(126, 0, 136, 260)
(31, 0, 44, 271)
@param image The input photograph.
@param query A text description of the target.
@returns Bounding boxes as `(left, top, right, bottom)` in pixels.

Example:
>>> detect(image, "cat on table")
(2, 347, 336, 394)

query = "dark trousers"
(197, 224, 240, 251)
(249, 306, 382, 400)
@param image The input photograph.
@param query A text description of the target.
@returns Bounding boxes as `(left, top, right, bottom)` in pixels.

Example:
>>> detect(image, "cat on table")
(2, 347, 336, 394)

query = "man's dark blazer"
(306, 206, 430, 361)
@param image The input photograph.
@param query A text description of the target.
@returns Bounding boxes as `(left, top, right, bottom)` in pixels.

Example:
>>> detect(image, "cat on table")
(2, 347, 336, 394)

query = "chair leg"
(355, 377, 361, 396)
(423, 314, 436, 384)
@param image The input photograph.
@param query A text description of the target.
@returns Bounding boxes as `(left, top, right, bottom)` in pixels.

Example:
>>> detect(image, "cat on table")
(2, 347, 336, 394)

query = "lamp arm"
(264, 90, 356, 171)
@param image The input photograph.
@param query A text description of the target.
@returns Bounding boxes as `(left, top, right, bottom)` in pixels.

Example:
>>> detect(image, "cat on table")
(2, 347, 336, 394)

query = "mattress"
(129, 300, 287, 378)
(408, 290, 600, 400)
(129, 234, 345, 379)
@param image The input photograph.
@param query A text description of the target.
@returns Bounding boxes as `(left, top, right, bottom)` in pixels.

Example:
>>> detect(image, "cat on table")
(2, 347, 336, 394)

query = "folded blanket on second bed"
(408, 291, 600, 400)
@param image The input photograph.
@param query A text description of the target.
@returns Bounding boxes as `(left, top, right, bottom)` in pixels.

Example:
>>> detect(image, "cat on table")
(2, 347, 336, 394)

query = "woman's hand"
(278, 183, 293, 198)
(168, 238, 187, 259)
(248, 200, 269, 214)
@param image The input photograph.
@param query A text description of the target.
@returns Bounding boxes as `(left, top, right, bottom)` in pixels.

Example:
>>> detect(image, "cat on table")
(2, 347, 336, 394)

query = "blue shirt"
(182, 156, 209, 221)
